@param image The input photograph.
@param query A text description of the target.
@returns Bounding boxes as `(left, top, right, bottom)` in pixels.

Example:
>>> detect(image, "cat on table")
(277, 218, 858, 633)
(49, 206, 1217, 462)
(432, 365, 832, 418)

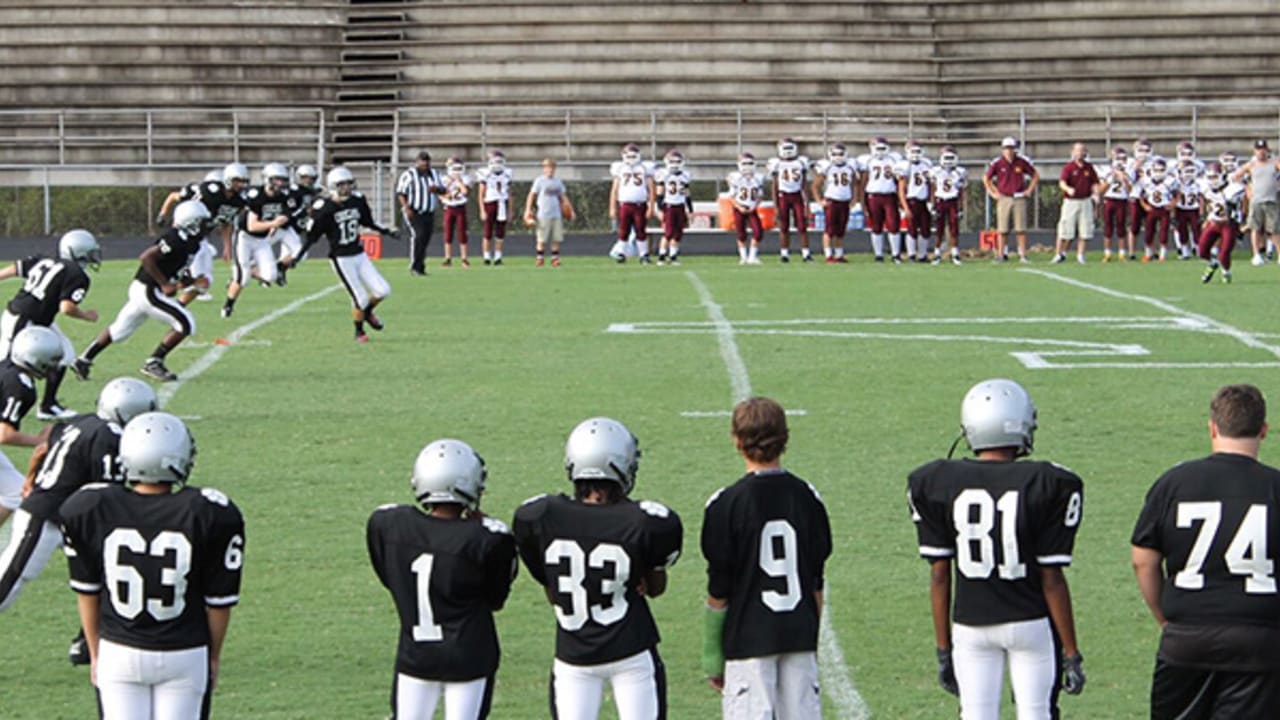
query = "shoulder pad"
(312, 199, 327, 210)
(18, 372, 33, 390)
(200, 487, 233, 507)
(247, 188, 259, 199)
(638, 499, 673, 519)
(351, 191, 364, 198)
(481, 516, 512, 535)
(204, 182, 222, 194)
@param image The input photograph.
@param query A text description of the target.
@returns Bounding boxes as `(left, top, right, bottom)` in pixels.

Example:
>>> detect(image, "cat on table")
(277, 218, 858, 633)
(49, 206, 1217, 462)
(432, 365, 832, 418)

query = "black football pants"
(1151, 659, 1280, 719)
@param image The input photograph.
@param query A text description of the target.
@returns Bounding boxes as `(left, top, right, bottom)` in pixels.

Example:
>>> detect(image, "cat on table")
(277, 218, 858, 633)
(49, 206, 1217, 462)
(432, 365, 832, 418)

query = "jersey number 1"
(410, 553, 444, 641)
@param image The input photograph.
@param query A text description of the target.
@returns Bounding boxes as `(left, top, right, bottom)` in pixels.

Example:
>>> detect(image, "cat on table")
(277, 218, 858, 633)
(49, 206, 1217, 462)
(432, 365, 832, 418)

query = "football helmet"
(1133, 138, 1152, 159)
(295, 164, 318, 185)
(222, 163, 250, 186)
(938, 146, 958, 169)
(1150, 158, 1168, 182)
(1177, 142, 1196, 162)
(870, 136, 890, 158)
(96, 377, 158, 426)
(172, 200, 210, 237)
(58, 230, 101, 271)
(1204, 162, 1224, 189)
(777, 137, 798, 160)
(737, 152, 757, 174)
(120, 412, 196, 484)
(204, 169, 224, 183)
(446, 157, 465, 177)
(9, 326, 63, 379)
(411, 439, 487, 510)
(327, 166, 355, 197)
(828, 144, 848, 165)
(487, 150, 506, 172)
(960, 378, 1037, 457)
(621, 143, 641, 165)
(262, 163, 289, 191)
(905, 140, 923, 163)
(1178, 161, 1198, 184)
(565, 417, 640, 495)
(1219, 151, 1239, 173)
(664, 150, 685, 172)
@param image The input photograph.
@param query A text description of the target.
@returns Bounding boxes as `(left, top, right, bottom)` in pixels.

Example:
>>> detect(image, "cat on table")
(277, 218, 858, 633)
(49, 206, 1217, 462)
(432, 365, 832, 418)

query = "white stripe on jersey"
(920, 545, 956, 558)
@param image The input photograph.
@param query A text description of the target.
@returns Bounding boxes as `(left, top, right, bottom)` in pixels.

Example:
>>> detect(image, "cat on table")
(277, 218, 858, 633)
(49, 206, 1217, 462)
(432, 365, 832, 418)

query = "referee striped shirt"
(396, 166, 441, 213)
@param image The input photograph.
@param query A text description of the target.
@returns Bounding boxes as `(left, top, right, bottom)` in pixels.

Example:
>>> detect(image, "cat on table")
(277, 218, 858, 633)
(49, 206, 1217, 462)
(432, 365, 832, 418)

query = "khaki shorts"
(996, 195, 1029, 234)
(1057, 198, 1095, 241)
(1247, 201, 1278, 234)
(536, 216, 564, 245)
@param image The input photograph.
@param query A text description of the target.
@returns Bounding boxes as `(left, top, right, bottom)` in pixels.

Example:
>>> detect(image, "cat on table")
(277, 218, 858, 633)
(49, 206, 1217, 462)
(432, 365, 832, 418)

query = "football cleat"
(835, 256, 849, 264)
(825, 256, 838, 264)
(36, 404, 77, 422)
(140, 358, 178, 383)
(365, 310, 384, 331)
(1202, 265, 1217, 283)
(493, 258, 503, 266)
(779, 254, 790, 264)
(441, 258, 452, 267)
(535, 257, 545, 267)
(1252, 254, 1266, 267)
(221, 305, 234, 319)
(952, 256, 963, 265)
(461, 259, 471, 268)
(802, 254, 815, 263)
(551, 257, 562, 267)
(72, 357, 93, 381)
(483, 259, 491, 266)
(355, 332, 369, 344)
(1223, 270, 1232, 283)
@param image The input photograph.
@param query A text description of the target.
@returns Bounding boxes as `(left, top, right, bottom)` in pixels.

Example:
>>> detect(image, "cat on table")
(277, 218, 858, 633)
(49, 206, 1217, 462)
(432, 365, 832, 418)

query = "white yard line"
(685, 271, 871, 720)
(157, 285, 341, 408)
(680, 409, 809, 418)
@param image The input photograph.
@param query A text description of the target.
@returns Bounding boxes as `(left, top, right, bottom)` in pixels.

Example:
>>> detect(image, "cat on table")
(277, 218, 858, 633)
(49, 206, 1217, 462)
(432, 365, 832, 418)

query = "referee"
(396, 151, 443, 275)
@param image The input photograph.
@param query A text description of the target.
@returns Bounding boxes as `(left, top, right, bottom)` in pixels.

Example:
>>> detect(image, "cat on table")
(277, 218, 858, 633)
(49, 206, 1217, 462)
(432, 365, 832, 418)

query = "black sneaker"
(874, 255, 885, 263)
(802, 254, 815, 263)
(780, 255, 790, 264)
(484, 259, 492, 266)
(366, 311, 384, 331)
(68, 631, 90, 666)
(1201, 265, 1217, 284)
(639, 255, 650, 265)
(37, 404, 76, 421)
(276, 268, 288, 287)
(71, 358, 92, 381)
(221, 304, 234, 319)
(140, 358, 178, 382)
(410, 268, 426, 276)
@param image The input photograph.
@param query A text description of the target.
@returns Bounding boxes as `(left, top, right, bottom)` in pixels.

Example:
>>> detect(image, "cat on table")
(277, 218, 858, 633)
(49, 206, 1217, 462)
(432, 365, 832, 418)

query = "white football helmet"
(446, 157, 465, 177)
(120, 412, 195, 484)
(204, 169, 224, 183)
(1133, 138, 1152, 160)
(327, 166, 355, 197)
(262, 163, 289, 191)
(1177, 142, 1196, 162)
(487, 150, 506, 172)
(1205, 162, 1224, 189)
(777, 137, 798, 160)
(58, 229, 101, 271)
(411, 439, 487, 510)
(1150, 158, 1168, 182)
(870, 136, 890, 158)
(961, 379, 1037, 457)
(564, 417, 640, 495)
(737, 153, 757, 174)
(828, 144, 848, 165)
(939, 146, 958, 170)
(96, 377, 158, 425)
(1220, 151, 1239, 173)
(621, 143, 641, 165)
(222, 163, 250, 186)
(173, 200, 210, 237)
(905, 140, 923, 162)
(664, 150, 685, 172)
(295, 164, 318, 185)
(9, 326, 64, 379)
(1178, 162, 1198, 184)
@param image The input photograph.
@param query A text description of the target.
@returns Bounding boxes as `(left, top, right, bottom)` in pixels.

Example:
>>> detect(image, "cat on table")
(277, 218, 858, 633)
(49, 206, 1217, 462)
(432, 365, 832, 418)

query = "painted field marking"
(181, 339, 273, 350)
(680, 409, 809, 418)
(686, 271, 871, 720)
(157, 285, 342, 408)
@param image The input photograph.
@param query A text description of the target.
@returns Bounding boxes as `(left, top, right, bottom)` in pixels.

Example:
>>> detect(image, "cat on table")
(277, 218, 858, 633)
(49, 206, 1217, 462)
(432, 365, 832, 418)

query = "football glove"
(154, 211, 167, 226)
(936, 647, 959, 696)
(1062, 652, 1086, 695)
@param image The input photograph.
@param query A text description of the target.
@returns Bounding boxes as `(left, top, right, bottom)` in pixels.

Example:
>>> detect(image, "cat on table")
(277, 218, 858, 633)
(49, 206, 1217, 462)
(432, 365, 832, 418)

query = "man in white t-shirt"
(523, 159, 575, 268)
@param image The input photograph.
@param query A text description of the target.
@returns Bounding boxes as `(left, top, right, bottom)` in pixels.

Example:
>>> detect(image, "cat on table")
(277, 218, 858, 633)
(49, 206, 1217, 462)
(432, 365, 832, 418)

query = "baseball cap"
(1001, 137, 1018, 148)
(1255, 139, 1269, 149)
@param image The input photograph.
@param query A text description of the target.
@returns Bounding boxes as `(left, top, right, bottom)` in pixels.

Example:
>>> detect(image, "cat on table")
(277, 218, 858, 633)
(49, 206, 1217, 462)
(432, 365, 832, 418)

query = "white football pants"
(96, 639, 208, 720)
(394, 672, 491, 720)
(551, 648, 665, 720)
(953, 617, 1057, 720)
(0, 509, 62, 610)
(721, 651, 821, 720)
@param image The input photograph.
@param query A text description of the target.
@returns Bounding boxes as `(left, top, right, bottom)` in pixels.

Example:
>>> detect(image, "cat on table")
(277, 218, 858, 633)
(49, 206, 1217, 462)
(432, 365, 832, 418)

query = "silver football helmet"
(327, 166, 355, 197)
(295, 164, 318, 185)
(96, 377, 158, 425)
(1219, 151, 1239, 174)
(737, 153, 757, 174)
(58, 229, 101, 271)
(9, 326, 63, 379)
(411, 439, 487, 510)
(223, 163, 250, 187)
(1150, 158, 1168, 182)
(564, 417, 640, 495)
(961, 379, 1037, 457)
(1178, 161, 1198, 184)
(173, 200, 210, 237)
(120, 412, 196, 484)
(204, 169, 224, 183)
(262, 163, 289, 191)
(777, 138, 798, 160)
(1204, 162, 1225, 189)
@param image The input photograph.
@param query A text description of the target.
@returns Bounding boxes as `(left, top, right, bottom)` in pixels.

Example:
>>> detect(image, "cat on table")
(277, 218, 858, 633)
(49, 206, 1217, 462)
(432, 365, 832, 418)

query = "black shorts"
(1151, 659, 1280, 719)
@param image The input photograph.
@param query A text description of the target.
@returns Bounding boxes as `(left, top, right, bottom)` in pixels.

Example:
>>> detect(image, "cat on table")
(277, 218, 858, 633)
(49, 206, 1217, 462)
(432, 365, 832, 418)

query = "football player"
(1126, 138, 1155, 261)
(1197, 162, 1246, 284)
(221, 163, 300, 319)
(0, 229, 101, 419)
(727, 154, 766, 265)
(810, 144, 858, 263)
(368, 439, 516, 720)
(701, 397, 831, 720)
(1099, 148, 1132, 262)
(653, 150, 693, 266)
(60, 412, 244, 720)
(158, 163, 249, 304)
(767, 137, 813, 262)
(928, 146, 967, 265)
(897, 140, 934, 262)
(609, 143, 657, 264)
(440, 157, 472, 267)
(0, 327, 61, 528)
(74, 201, 209, 383)
(1139, 158, 1178, 261)
(277, 163, 325, 286)
(295, 167, 395, 342)
(908, 379, 1085, 720)
(1132, 384, 1280, 718)
(857, 136, 903, 262)
(1175, 141, 1205, 177)
(513, 417, 683, 720)
(1172, 161, 1203, 261)
(475, 150, 514, 266)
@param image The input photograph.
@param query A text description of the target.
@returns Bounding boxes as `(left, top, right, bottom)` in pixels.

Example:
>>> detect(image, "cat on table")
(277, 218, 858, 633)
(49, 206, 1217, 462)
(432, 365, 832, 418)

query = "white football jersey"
(895, 158, 934, 201)
(1200, 180, 1246, 223)
(726, 171, 764, 210)
(654, 167, 693, 206)
(611, 161, 654, 204)
(767, 156, 811, 194)
(474, 167, 512, 203)
(1178, 158, 1206, 177)
(813, 160, 857, 201)
(1139, 176, 1178, 208)
(442, 175, 471, 208)
(929, 166, 967, 201)
(858, 152, 902, 194)
(1127, 155, 1165, 184)
(1174, 178, 1202, 210)
(1100, 166, 1131, 200)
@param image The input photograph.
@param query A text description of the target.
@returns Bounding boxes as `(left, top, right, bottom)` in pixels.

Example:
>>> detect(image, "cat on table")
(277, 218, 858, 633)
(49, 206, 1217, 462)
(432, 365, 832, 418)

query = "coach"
(396, 151, 443, 276)
(984, 137, 1039, 263)
(1053, 143, 1102, 264)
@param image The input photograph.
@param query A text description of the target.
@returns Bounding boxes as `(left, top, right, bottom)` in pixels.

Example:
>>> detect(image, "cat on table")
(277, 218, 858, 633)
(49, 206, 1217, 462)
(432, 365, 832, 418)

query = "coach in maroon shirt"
(1053, 143, 1103, 263)
(983, 137, 1039, 262)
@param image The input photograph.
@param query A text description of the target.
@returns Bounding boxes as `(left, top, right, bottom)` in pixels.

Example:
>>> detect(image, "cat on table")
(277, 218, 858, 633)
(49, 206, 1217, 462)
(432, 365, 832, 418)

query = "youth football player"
(1197, 162, 1247, 284)
(158, 164, 249, 304)
(0, 327, 61, 528)
(653, 150, 693, 265)
(1099, 148, 1132, 261)
(928, 146, 967, 265)
(440, 158, 472, 267)
(858, 136, 904, 262)
(609, 143, 656, 263)
(897, 140, 934, 262)
(727, 154, 766, 265)
(767, 137, 812, 262)
(810, 144, 858, 263)
(221, 163, 300, 318)
(475, 150, 514, 266)
(1139, 158, 1178, 261)
(907, 379, 1086, 720)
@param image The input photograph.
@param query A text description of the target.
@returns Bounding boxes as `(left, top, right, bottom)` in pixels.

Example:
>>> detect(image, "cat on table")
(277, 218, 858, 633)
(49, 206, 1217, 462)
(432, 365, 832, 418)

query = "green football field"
(2, 251, 1279, 719)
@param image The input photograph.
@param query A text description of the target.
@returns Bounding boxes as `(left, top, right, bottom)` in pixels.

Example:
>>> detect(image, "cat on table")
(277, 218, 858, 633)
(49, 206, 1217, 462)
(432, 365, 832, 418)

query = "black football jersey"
(908, 459, 1084, 626)
(132, 228, 203, 288)
(0, 360, 36, 430)
(513, 494, 683, 665)
(243, 185, 301, 238)
(20, 414, 122, 522)
(701, 470, 832, 659)
(306, 192, 382, 258)
(367, 505, 517, 681)
(287, 182, 323, 231)
(179, 181, 246, 228)
(1132, 453, 1280, 627)
(6, 256, 90, 326)
(60, 483, 245, 651)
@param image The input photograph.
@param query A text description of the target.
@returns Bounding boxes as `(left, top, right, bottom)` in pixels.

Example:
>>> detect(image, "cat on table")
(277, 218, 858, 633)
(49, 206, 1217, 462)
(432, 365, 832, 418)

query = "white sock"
(1159, 246, 1167, 260)
(611, 241, 626, 257)
(801, 248, 812, 258)
(670, 247, 679, 259)
(905, 235, 917, 258)
(835, 247, 845, 258)
(780, 248, 790, 258)
(748, 245, 759, 261)
(738, 245, 748, 261)
(871, 233, 885, 257)
(889, 233, 902, 257)
(495, 250, 503, 261)
(483, 251, 492, 261)
(637, 240, 649, 257)
(824, 247, 833, 258)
